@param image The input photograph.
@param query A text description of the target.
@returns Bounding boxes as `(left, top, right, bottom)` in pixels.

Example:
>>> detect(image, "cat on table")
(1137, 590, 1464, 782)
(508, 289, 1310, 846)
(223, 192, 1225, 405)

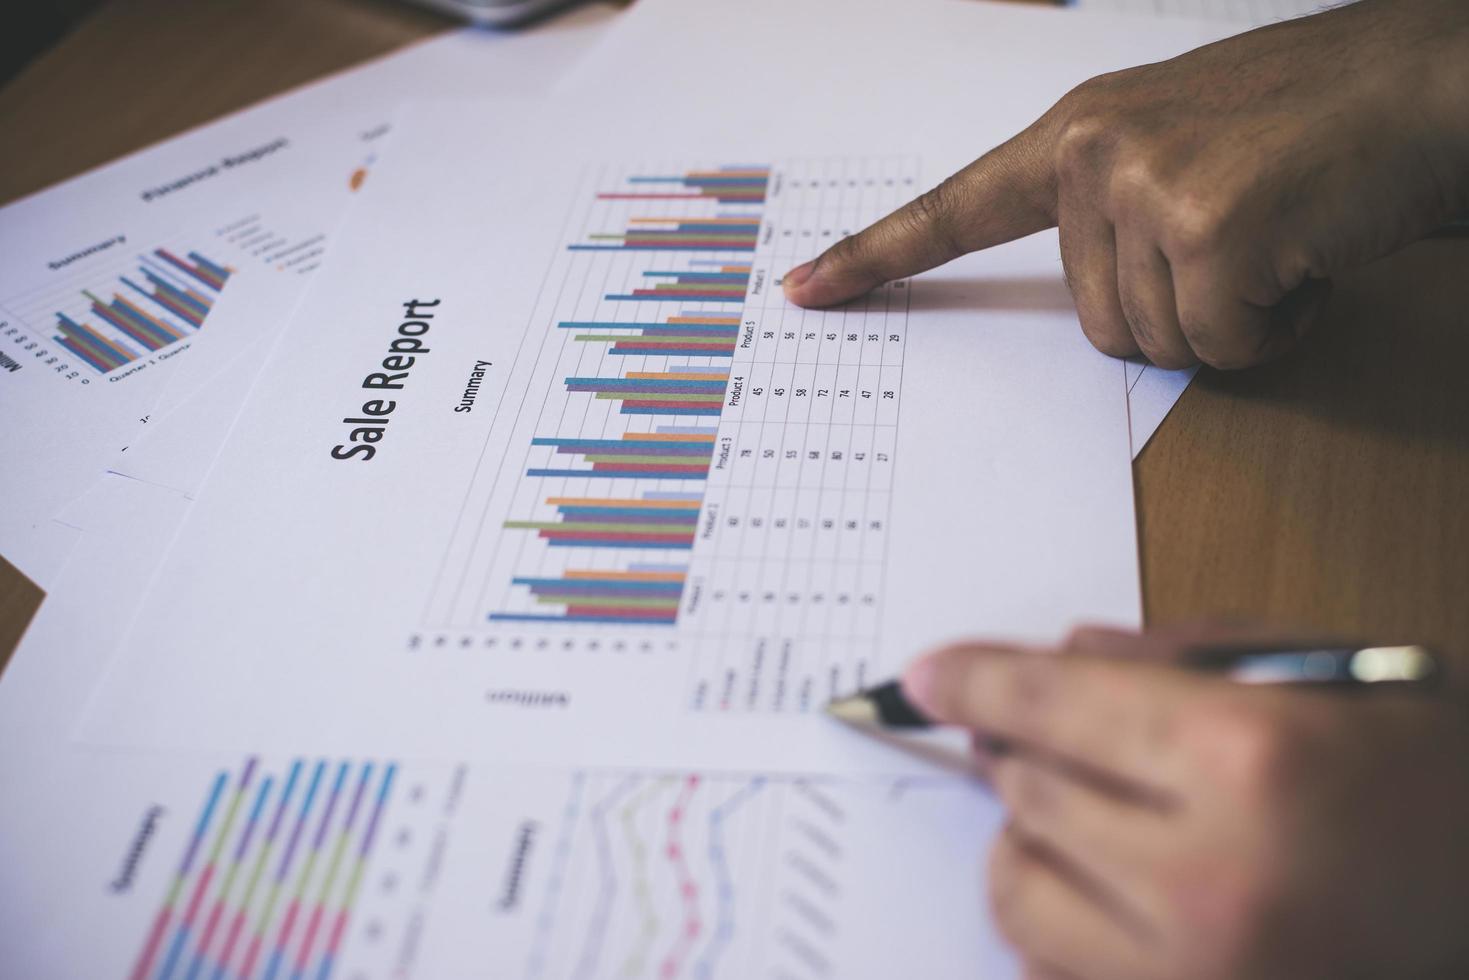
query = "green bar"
(580, 454, 713, 465)
(536, 595, 681, 609)
(626, 233, 756, 241)
(593, 392, 724, 403)
(505, 521, 695, 534)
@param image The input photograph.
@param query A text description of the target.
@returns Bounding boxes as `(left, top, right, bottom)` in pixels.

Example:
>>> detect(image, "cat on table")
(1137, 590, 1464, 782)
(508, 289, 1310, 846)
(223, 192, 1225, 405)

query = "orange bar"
(563, 570, 688, 582)
(547, 497, 701, 509)
(683, 170, 770, 178)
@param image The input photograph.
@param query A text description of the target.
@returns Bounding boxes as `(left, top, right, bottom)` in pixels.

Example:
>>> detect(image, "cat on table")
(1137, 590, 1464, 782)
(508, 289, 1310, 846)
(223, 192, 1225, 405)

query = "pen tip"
(824, 693, 879, 726)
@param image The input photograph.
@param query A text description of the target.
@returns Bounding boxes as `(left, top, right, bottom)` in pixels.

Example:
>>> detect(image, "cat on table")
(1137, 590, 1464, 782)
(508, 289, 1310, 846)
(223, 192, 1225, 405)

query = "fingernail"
(782, 260, 815, 293)
(901, 654, 940, 718)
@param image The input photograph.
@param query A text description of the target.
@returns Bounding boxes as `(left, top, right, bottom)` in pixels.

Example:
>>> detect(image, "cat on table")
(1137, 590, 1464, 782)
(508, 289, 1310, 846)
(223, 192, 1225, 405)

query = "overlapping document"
(0, 1, 1241, 976)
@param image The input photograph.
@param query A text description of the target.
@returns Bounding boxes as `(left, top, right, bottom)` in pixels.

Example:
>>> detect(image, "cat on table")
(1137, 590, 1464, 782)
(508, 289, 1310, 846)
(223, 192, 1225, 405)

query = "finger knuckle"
(1053, 109, 1114, 184)
(1108, 148, 1171, 214)
(1161, 192, 1231, 259)
(994, 760, 1056, 822)
(1176, 316, 1259, 371)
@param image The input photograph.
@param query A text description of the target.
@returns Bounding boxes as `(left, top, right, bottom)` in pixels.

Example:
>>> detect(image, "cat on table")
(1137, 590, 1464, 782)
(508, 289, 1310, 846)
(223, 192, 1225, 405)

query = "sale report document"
(78, 96, 1140, 768)
(0, 4, 621, 588)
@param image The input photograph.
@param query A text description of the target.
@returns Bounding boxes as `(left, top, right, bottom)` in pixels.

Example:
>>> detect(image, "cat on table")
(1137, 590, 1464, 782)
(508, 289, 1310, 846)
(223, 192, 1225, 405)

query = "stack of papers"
(0, 1, 1245, 975)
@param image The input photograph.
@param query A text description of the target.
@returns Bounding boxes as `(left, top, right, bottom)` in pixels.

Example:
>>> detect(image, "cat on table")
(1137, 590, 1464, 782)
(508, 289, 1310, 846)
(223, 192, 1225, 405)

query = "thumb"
(783, 127, 1058, 308)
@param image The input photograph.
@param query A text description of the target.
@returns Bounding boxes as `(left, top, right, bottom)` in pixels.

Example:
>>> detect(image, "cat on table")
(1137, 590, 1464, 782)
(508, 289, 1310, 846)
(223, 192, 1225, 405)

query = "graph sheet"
(79, 100, 1140, 771)
(0, 748, 1013, 978)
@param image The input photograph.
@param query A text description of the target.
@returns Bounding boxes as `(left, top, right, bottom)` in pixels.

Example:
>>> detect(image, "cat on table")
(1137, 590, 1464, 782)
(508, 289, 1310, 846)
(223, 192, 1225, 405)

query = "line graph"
(525, 770, 849, 980)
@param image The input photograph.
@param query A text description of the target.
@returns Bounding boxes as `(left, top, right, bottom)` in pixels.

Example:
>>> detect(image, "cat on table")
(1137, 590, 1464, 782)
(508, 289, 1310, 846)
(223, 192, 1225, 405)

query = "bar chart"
(116, 755, 483, 980)
(4, 243, 232, 378)
(423, 157, 919, 713)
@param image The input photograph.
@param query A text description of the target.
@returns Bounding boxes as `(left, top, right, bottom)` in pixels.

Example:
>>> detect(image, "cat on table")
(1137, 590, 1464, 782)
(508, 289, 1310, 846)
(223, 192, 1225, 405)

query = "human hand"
(783, 0, 1469, 370)
(901, 626, 1469, 979)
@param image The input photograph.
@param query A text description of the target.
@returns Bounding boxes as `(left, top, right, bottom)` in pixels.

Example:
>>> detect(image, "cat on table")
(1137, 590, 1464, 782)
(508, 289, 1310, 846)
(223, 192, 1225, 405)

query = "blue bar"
(641, 270, 750, 280)
(608, 349, 733, 358)
(187, 251, 231, 282)
(535, 437, 713, 449)
(562, 378, 728, 391)
(604, 295, 744, 303)
(620, 406, 723, 417)
(557, 509, 700, 522)
(551, 447, 713, 458)
(627, 176, 767, 186)
(528, 468, 709, 479)
(548, 540, 695, 550)
(512, 578, 686, 593)
(140, 269, 210, 316)
(490, 613, 679, 625)
(561, 512, 701, 524)
(558, 321, 669, 329)
(637, 326, 740, 335)
(568, 245, 756, 252)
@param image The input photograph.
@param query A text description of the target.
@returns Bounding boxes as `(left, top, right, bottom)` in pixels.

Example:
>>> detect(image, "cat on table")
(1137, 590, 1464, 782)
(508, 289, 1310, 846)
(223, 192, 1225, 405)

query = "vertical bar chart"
(128, 757, 397, 980)
(47, 246, 232, 375)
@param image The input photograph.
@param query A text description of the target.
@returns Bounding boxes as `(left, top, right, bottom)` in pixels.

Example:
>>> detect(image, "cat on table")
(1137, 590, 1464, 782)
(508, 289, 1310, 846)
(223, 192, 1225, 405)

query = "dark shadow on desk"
(901, 274, 1077, 314)
(1194, 239, 1469, 449)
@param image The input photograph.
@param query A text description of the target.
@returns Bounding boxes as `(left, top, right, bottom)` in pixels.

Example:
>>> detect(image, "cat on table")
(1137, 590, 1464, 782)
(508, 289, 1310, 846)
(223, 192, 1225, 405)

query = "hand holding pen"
(832, 626, 1469, 980)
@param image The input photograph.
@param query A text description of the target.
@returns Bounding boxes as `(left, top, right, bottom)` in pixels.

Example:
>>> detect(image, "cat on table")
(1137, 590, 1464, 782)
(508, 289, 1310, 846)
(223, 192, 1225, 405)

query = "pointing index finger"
(783, 127, 1057, 308)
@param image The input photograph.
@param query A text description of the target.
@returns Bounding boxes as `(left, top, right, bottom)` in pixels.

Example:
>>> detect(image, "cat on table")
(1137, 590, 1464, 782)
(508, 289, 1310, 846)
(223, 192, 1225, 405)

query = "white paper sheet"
(557, 0, 1240, 457)
(0, 3, 622, 588)
(0, 746, 1012, 978)
(75, 91, 1139, 771)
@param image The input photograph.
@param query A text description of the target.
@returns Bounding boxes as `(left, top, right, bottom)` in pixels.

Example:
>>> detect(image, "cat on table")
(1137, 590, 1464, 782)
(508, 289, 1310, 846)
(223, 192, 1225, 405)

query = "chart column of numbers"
(690, 158, 911, 713)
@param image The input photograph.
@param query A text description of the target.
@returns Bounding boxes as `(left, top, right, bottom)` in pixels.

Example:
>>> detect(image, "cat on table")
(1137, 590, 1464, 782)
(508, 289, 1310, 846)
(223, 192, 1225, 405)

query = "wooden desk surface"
(2, 0, 1466, 676)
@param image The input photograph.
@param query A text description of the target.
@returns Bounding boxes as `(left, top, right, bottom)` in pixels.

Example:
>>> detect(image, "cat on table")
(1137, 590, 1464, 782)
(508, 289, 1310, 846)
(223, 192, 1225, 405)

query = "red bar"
(537, 530, 694, 544)
(619, 400, 726, 411)
(565, 605, 679, 619)
(590, 462, 708, 474)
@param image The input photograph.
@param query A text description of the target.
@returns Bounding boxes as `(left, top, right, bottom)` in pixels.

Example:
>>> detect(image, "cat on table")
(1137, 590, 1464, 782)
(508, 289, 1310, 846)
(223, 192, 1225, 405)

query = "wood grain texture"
(1137, 236, 1469, 664)
(1, 0, 1465, 682)
(0, 0, 453, 206)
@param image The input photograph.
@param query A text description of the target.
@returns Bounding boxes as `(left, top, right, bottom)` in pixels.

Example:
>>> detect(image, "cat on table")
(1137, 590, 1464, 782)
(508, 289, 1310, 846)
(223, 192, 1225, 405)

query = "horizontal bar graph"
(51, 247, 231, 374)
(504, 492, 703, 550)
(572, 218, 760, 253)
(593, 166, 769, 205)
(129, 756, 395, 980)
(604, 265, 750, 303)
(562, 314, 740, 361)
(528, 426, 719, 477)
(493, 165, 768, 629)
(490, 565, 688, 626)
